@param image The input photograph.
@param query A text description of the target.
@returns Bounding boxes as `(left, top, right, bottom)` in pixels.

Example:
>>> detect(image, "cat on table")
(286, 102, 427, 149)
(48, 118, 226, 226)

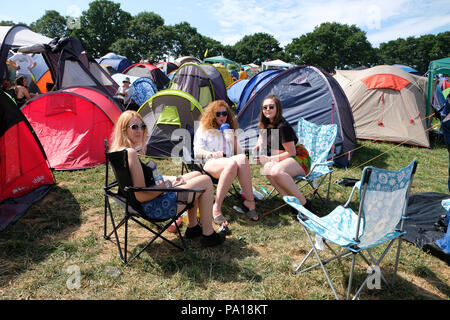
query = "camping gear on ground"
(169, 63, 232, 108)
(335, 65, 429, 148)
(402, 192, 450, 264)
(0, 91, 55, 231)
(285, 160, 418, 299)
(97, 52, 133, 73)
(123, 63, 170, 90)
(137, 89, 203, 158)
(238, 65, 357, 168)
(21, 87, 122, 170)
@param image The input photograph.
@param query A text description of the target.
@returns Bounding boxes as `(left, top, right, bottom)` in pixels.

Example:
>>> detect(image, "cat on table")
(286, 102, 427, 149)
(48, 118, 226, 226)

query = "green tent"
(426, 57, 450, 121)
(204, 55, 240, 70)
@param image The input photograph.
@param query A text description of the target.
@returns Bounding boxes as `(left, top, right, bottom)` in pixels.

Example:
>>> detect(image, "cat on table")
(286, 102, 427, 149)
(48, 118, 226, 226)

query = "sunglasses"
(128, 124, 147, 131)
(262, 104, 275, 110)
(216, 111, 228, 117)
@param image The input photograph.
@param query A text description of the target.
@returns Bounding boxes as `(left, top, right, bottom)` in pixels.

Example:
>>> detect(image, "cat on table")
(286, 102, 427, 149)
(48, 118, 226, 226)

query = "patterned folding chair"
(295, 117, 337, 203)
(284, 160, 417, 299)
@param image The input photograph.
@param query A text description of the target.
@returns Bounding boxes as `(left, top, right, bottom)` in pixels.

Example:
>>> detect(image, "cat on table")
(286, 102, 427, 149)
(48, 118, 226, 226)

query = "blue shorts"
(141, 192, 178, 220)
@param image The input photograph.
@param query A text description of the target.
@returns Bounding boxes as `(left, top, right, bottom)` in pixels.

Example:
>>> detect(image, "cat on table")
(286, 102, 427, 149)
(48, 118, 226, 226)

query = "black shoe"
(201, 231, 226, 247)
(304, 199, 314, 211)
(185, 224, 202, 239)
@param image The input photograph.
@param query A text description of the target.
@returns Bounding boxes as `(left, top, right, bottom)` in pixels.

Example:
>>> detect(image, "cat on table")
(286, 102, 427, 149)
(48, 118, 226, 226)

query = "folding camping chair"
(103, 140, 204, 265)
(263, 117, 337, 203)
(284, 160, 417, 300)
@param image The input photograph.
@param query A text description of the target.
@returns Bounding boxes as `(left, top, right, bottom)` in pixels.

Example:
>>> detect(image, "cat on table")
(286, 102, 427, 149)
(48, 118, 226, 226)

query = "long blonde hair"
(110, 111, 148, 154)
(200, 100, 238, 130)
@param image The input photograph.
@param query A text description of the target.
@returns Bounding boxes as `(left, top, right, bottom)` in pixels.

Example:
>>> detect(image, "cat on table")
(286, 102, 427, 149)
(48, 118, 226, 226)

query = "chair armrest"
(343, 182, 361, 208)
(124, 186, 205, 194)
(104, 181, 119, 191)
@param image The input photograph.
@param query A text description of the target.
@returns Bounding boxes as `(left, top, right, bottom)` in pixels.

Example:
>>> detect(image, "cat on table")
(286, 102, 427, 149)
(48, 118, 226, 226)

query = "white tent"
(261, 59, 294, 71)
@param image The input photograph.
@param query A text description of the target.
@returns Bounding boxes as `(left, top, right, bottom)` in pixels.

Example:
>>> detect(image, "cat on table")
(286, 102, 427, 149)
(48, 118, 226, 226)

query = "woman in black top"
(110, 111, 225, 247)
(254, 94, 312, 209)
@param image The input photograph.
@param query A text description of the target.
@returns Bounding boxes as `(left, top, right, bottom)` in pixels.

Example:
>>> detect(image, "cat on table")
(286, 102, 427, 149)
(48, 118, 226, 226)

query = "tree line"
(3, 0, 449, 74)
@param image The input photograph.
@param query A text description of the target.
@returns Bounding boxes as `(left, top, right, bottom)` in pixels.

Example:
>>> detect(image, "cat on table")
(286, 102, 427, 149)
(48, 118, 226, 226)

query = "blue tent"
(227, 80, 249, 104)
(131, 77, 158, 107)
(236, 69, 282, 113)
(237, 66, 357, 168)
(97, 52, 133, 73)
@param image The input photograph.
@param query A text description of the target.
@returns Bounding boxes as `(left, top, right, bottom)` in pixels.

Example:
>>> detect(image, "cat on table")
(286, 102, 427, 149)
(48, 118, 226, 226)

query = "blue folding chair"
(284, 160, 417, 299)
(295, 117, 337, 203)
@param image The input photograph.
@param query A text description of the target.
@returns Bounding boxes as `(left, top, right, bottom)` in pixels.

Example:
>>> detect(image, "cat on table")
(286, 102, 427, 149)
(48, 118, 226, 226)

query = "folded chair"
(284, 160, 417, 299)
(262, 117, 337, 202)
(103, 140, 204, 265)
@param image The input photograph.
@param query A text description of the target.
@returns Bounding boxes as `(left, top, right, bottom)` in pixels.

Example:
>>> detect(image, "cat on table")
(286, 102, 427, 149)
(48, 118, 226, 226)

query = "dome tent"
(21, 87, 122, 170)
(237, 65, 357, 168)
(335, 65, 429, 148)
(0, 91, 54, 230)
(169, 63, 232, 108)
(137, 89, 203, 158)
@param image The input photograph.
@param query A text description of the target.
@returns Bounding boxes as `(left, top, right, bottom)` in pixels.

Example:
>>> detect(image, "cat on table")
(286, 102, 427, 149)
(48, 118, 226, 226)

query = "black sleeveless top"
(140, 160, 156, 187)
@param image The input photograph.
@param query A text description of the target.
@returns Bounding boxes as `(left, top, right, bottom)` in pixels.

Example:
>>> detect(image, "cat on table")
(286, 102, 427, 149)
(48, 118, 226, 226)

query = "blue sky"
(2, 0, 449, 48)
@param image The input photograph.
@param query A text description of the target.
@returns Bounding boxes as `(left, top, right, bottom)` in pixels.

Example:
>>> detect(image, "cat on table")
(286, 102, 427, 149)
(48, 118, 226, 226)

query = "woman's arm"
(127, 148, 168, 203)
(193, 127, 223, 159)
(270, 141, 296, 162)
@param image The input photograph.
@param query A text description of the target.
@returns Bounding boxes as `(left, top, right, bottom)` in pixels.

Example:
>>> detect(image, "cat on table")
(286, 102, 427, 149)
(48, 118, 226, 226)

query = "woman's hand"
(255, 155, 272, 165)
(172, 176, 186, 187)
(206, 151, 223, 159)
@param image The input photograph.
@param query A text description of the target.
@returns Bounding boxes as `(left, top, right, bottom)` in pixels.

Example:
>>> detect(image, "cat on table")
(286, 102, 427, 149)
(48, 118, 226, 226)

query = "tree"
(233, 33, 282, 65)
(30, 10, 68, 38)
(71, 0, 132, 57)
(285, 22, 376, 73)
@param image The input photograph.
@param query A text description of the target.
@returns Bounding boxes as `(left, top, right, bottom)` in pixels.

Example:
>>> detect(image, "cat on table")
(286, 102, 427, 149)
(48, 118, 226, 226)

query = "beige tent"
(335, 65, 429, 147)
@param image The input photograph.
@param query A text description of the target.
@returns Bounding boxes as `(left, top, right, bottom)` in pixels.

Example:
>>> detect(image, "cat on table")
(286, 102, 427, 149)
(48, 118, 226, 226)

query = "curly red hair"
(199, 100, 238, 130)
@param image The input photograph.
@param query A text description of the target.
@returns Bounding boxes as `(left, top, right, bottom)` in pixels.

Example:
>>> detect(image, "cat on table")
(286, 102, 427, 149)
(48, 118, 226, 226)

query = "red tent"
(21, 87, 122, 170)
(0, 91, 54, 230)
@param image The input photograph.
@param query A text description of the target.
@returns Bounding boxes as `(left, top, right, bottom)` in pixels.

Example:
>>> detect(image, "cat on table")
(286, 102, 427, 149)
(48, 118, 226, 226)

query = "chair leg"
(392, 237, 403, 286)
(302, 224, 340, 300)
(346, 253, 357, 300)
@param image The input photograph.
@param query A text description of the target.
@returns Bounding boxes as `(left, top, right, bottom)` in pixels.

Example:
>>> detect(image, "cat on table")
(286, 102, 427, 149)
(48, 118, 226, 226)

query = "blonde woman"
(110, 111, 225, 247)
(194, 100, 259, 226)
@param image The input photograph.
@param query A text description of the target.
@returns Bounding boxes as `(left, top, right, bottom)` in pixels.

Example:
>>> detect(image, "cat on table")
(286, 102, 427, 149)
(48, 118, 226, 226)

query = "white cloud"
(208, 0, 449, 46)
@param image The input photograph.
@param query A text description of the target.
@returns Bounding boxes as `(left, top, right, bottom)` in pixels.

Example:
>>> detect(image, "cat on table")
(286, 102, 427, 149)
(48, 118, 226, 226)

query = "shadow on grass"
(0, 186, 82, 287)
(348, 141, 390, 170)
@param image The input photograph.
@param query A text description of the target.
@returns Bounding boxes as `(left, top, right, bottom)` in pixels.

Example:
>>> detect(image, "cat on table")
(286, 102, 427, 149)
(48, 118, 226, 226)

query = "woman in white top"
(194, 100, 259, 227)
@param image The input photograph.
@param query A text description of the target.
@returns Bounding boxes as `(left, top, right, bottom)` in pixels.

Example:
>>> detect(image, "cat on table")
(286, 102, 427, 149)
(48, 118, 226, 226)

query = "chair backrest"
(106, 148, 142, 210)
(357, 160, 417, 248)
(297, 117, 337, 166)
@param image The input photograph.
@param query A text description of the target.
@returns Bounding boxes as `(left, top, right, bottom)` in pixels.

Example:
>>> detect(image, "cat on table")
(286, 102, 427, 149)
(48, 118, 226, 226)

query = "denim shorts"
(141, 192, 178, 220)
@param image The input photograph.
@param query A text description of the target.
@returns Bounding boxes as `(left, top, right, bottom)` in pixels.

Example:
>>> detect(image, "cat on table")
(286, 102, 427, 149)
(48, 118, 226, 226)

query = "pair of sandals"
(213, 200, 259, 228)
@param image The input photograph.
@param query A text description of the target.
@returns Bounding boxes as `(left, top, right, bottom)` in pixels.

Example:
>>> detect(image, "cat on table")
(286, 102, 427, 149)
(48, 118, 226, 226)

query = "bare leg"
(268, 158, 307, 205)
(203, 158, 239, 226)
(177, 174, 215, 236)
(232, 154, 257, 215)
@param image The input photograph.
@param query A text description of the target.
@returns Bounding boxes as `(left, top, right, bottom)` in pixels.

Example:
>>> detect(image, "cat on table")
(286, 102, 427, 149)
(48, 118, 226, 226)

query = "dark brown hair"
(258, 94, 283, 129)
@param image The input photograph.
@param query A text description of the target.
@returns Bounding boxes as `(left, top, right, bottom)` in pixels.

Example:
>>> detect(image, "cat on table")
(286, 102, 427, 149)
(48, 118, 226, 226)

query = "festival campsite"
(0, 6, 449, 302)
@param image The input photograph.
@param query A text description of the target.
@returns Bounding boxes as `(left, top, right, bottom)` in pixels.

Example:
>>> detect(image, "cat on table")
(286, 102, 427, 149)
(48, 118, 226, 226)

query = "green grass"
(0, 138, 449, 300)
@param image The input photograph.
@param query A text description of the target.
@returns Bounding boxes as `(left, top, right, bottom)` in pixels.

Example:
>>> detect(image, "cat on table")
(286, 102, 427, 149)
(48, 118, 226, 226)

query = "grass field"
(1, 137, 449, 300)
